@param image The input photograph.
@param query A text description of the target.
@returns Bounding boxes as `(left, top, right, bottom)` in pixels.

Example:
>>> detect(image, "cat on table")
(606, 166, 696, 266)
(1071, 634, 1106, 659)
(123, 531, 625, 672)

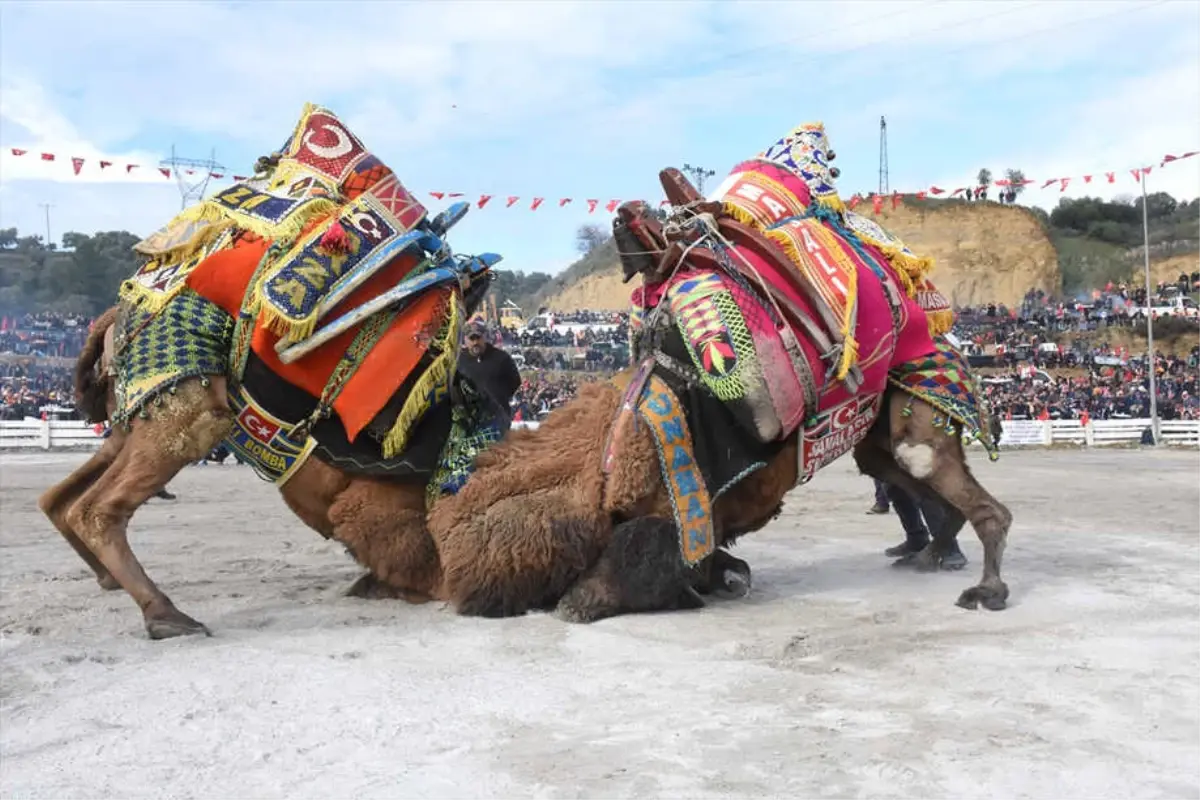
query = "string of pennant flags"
(4, 145, 1197, 213)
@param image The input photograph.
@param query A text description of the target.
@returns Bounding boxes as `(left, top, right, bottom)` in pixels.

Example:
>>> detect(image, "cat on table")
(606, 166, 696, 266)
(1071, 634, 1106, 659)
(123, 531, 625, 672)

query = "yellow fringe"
(133, 217, 233, 265)
(764, 222, 860, 381)
(224, 196, 340, 247)
(245, 203, 351, 342)
(382, 290, 462, 458)
(721, 200, 769, 233)
(257, 303, 320, 343)
(926, 308, 955, 337)
(814, 192, 846, 216)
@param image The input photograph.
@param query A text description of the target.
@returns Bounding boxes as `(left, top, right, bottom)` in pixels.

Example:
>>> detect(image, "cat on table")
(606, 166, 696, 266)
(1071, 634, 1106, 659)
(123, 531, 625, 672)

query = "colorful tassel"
(320, 220, 350, 253)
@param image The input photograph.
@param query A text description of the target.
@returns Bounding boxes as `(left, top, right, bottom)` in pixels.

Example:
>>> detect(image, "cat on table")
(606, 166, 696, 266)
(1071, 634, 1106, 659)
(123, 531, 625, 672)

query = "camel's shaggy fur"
(428, 374, 1011, 622)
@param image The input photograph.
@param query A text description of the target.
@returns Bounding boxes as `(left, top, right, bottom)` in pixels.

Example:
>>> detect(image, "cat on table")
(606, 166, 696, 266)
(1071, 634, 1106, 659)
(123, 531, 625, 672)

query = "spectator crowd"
(3, 280, 1197, 424)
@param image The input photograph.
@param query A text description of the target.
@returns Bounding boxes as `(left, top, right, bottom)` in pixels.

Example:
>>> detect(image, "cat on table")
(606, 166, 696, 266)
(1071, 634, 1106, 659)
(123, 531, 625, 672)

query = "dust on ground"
(1, 448, 1198, 799)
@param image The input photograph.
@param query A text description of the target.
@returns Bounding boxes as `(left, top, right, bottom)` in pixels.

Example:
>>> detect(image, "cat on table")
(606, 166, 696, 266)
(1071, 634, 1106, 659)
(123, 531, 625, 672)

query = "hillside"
(538, 194, 1199, 312)
(539, 199, 1062, 311)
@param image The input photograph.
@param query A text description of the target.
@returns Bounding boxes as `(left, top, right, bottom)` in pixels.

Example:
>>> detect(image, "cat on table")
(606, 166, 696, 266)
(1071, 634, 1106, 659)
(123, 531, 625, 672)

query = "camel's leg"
(699, 435, 797, 598)
(38, 431, 126, 590)
(556, 517, 705, 624)
(326, 478, 442, 604)
(67, 380, 233, 639)
(867, 391, 1011, 610)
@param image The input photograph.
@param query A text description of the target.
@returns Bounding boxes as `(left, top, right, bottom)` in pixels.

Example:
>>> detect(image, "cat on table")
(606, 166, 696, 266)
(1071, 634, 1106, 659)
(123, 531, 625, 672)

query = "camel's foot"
(709, 550, 752, 601)
(555, 517, 706, 624)
(143, 603, 210, 640)
(345, 573, 434, 604)
(97, 573, 121, 591)
(557, 582, 703, 624)
(345, 572, 403, 600)
(956, 580, 1009, 611)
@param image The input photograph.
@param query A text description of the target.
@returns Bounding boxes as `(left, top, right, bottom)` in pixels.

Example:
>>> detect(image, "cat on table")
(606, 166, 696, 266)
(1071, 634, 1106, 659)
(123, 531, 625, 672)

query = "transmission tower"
(682, 163, 717, 197)
(878, 116, 889, 196)
(160, 146, 226, 210)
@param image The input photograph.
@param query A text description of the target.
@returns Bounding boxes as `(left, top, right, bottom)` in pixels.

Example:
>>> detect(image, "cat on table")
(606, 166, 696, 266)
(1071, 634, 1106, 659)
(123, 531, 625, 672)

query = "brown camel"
(42, 310, 765, 639)
(39, 309, 441, 638)
(426, 374, 1010, 625)
(422, 160, 1013, 624)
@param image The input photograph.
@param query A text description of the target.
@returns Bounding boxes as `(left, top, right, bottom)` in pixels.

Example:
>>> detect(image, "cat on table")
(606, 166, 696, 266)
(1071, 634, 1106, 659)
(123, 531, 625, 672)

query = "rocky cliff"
(540, 200, 1064, 312)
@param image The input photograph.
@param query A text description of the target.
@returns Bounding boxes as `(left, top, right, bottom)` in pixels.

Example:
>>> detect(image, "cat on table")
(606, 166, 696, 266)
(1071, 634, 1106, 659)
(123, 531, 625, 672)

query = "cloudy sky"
(1, 0, 1197, 275)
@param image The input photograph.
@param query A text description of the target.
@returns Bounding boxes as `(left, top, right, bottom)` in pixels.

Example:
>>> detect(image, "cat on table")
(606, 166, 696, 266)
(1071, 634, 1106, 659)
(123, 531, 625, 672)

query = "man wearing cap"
(457, 321, 522, 433)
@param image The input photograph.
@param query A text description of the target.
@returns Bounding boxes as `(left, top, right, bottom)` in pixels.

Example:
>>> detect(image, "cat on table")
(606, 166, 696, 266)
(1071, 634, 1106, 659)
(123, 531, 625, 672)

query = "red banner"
(2, 147, 1196, 214)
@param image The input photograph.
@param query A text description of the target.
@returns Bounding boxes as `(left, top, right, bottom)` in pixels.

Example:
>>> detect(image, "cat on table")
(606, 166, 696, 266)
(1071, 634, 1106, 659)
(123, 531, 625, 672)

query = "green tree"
(1004, 168, 1027, 198)
(977, 168, 992, 187)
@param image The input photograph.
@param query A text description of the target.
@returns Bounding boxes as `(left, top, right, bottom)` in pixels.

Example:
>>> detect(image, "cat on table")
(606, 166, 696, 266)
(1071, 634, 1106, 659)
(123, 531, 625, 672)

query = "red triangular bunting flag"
(233, 175, 248, 181)
(99, 160, 112, 169)
(558, 198, 572, 207)
(530, 198, 544, 210)
(429, 191, 445, 199)
(1059, 178, 1071, 192)
(126, 164, 138, 173)
(10, 148, 26, 156)
(1143, 165, 1153, 175)
(478, 195, 492, 209)
(1130, 168, 1141, 181)
(916, 191, 927, 200)
(40, 153, 55, 161)
(1083, 175, 1092, 183)
(587, 199, 598, 213)
(929, 186, 944, 195)
(506, 196, 519, 208)
(448, 192, 464, 198)
(71, 157, 84, 175)
(1106, 172, 1115, 183)
(211, 173, 223, 179)
(951, 187, 965, 197)
(606, 199, 619, 213)
(1041, 179, 1056, 189)
(158, 167, 171, 178)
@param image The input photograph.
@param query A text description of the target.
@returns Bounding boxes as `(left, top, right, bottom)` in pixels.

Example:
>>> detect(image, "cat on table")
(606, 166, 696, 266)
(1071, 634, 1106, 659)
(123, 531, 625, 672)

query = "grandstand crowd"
(3, 281, 1198, 423)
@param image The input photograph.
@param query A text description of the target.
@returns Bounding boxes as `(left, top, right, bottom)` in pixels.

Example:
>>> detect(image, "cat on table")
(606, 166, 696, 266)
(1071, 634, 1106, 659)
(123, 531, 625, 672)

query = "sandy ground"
(1, 448, 1198, 800)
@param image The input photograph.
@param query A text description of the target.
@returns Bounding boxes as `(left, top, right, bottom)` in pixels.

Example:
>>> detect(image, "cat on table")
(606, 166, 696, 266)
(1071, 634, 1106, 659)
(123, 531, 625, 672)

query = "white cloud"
(0, 0, 1197, 265)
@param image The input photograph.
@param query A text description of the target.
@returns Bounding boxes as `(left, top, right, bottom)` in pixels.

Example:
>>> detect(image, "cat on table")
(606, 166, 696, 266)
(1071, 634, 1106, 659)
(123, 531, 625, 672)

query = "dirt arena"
(1, 448, 1197, 799)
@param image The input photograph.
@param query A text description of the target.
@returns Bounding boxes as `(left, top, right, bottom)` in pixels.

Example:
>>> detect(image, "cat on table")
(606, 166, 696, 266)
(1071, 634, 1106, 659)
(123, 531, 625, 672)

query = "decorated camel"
(40, 103, 515, 639)
(422, 122, 1012, 623)
(48, 111, 1010, 639)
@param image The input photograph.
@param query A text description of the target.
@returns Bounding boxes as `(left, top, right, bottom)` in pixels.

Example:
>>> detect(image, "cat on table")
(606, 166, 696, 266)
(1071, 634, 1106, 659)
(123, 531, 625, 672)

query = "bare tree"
(977, 168, 992, 187)
(575, 224, 608, 255)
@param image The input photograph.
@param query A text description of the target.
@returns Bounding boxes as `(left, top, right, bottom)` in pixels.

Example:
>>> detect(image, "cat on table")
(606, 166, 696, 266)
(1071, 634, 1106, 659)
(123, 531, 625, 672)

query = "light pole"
(1138, 169, 1160, 445)
(682, 163, 716, 197)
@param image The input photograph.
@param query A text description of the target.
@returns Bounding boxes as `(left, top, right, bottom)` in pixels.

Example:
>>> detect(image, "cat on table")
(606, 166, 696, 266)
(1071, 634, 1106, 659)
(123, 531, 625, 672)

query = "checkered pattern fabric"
(887, 336, 998, 458)
(112, 290, 235, 425)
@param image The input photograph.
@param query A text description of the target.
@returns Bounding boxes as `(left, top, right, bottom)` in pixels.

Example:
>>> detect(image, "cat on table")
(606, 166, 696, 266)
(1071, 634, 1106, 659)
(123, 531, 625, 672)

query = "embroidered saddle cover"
(116, 103, 463, 459)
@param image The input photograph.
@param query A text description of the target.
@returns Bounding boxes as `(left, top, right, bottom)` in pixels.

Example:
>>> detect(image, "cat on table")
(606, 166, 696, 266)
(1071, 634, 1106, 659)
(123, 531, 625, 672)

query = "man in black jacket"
(456, 321, 522, 433)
